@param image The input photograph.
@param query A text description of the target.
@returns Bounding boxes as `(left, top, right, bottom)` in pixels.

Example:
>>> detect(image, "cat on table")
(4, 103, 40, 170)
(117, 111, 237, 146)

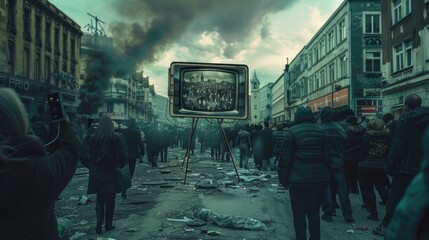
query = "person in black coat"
(146, 123, 162, 167)
(343, 116, 364, 195)
(118, 118, 144, 178)
(374, 94, 429, 236)
(260, 121, 274, 171)
(278, 106, 330, 240)
(0, 88, 80, 240)
(385, 127, 429, 239)
(87, 116, 127, 233)
(359, 118, 389, 221)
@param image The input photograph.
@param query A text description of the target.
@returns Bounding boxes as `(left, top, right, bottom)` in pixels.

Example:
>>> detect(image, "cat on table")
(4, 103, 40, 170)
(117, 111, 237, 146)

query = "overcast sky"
(49, 0, 344, 97)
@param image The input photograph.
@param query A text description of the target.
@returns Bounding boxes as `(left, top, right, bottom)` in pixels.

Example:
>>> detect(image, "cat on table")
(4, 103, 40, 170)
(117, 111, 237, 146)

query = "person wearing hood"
(319, 106, 355, 223)
(384, 127, 429, 239)
(359, 118, 390, 221)
(0, 88, 80, 239)
(343, 115, 364, 195)
(278, 106, 330, 240)
(373, 94, 429, 236)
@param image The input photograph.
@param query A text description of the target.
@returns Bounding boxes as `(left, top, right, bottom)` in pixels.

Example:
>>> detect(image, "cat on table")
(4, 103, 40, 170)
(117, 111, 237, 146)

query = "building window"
(24, 47, 30, 78)
(45, 21, 52, 50)
(309, 77, 313, 93)
(394, 44, 403, 71)
(404, 40, 412, 67)
(55, 27, 60, 53)
(35, 52, 41, 80)
(327, 30, 335, 51)
(364, 50, 381, 72)
(7, 41, 15, 74)
(364, 13, 381, 34)
(24, 5, 31, 41)
(314, 74, 319, 90)
(329, 63, 335, 83)
(313, 47, 319, 63)
(425, 27, 429, 60)
(320, 70, 325, 87)
(45, 56, 51, 83)
(393, 0, 402, 24)
(394, 40, 412, 71)
(339, 19, 346, 42)
(54, 58, 59, 85)
(320, 39, 325, 57)
(393, 0, 411, 24)
(63, 32, 68, 59)
(36, 15, 42, 46)
(254, 105, 257, 110)
(339, 55, 347, 77)
(404, 0, 411, 15)
(70, 37, 76, 61)
(7, 0, 16, 31)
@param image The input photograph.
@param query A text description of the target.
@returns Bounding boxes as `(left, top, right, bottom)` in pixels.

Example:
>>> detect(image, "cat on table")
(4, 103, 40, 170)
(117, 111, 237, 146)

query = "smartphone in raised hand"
(47, 92, 65, 123)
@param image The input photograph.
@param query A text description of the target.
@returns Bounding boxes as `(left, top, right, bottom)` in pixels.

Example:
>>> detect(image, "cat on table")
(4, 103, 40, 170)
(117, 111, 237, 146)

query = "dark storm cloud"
(109, 0, 298, 64)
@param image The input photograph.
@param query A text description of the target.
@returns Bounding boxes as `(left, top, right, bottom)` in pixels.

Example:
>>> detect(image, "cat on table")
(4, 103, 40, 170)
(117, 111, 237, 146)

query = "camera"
(47, 92, 65, 123)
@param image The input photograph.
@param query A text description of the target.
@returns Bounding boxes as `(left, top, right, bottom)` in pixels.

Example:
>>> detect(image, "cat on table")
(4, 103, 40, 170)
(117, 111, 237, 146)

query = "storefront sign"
(307, 88, 349, 112)
(360, 105, 377, 116)
(0, 72, 77, 103)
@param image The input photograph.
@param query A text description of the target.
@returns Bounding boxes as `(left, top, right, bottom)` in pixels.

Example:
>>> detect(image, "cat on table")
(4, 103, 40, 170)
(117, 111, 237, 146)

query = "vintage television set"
(168, 62, 249, 119)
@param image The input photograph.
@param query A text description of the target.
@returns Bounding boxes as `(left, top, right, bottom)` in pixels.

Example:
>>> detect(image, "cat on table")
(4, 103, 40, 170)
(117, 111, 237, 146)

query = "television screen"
(169, 62, 249, 119)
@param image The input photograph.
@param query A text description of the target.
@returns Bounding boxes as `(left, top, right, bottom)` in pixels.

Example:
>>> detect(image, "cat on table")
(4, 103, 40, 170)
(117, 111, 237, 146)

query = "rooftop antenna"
(83, 13, 106, 36)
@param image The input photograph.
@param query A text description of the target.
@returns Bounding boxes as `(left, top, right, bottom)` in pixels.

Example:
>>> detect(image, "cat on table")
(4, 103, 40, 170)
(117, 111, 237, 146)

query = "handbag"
(117, 164, 132, 191)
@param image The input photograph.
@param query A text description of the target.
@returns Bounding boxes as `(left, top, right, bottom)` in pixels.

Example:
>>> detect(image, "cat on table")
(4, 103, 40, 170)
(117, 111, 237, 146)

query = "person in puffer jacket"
(278, 106, 330, 240)
(0, 88, 80, 240)
(359, 118, 389, 221)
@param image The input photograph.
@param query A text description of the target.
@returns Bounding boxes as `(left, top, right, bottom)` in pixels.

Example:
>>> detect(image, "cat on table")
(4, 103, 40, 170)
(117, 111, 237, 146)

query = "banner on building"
(307, 88, 349, 112)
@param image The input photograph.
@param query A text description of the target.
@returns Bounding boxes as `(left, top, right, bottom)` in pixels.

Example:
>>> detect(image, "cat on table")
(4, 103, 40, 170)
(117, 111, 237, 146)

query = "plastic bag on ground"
(194, 208, 267, 231)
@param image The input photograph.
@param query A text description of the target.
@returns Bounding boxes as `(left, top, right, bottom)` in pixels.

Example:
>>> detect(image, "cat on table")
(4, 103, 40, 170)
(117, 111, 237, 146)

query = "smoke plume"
(78, 0, 298, 114)
(109, 0, 298, 66)
(78, 48, 134, 115)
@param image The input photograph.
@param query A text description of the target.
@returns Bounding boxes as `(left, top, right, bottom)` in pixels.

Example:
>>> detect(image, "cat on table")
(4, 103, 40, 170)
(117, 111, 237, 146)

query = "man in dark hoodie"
(374, 94, 429, 236)
(384, 127, 429, 239)
(319, 106, 355, 223)
(278, 106, 330, 240)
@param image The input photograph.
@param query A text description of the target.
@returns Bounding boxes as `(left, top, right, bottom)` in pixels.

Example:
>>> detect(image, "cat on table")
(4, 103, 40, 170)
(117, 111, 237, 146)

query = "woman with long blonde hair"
(0, 88, 80, 239)
(86, 116, 126, 233)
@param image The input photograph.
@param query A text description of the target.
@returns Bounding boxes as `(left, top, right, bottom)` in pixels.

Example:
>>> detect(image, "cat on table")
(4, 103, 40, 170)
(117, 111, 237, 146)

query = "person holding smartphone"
(0, 88, 80, 239)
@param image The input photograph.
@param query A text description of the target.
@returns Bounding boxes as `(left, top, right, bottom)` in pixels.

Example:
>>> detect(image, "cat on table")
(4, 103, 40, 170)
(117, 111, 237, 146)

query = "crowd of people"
(182, 80, 236, 111)
(0, 86, 428, 240)
(277, 94, 429, 240)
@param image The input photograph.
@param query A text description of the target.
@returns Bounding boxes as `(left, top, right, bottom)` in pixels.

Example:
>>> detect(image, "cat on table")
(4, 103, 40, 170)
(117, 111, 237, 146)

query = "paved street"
(57, 146, 385, 240)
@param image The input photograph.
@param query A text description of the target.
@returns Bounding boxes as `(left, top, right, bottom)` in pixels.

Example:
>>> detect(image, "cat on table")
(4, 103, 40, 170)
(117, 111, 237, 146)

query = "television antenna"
(83, 13, 106, 36)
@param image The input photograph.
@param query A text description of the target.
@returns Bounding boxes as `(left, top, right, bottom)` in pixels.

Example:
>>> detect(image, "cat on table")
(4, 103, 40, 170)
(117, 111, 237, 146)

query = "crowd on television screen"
(182, 80, 236, 112)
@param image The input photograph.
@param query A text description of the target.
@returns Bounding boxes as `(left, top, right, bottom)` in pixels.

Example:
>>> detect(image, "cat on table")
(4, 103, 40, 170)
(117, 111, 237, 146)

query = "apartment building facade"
(381, 0, 429, 118)
(286, 0, 383, 121)
(0, 0, 82, 118)
(271, 73, 286, 123)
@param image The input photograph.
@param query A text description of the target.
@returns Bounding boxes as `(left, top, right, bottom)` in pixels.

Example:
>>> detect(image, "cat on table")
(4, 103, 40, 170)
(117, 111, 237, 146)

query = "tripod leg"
(184, 118, 199, 184)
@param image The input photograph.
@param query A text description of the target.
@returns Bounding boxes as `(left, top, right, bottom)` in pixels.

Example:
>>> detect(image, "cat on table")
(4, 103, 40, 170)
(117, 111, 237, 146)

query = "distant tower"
(201, 72, 204, 82)
(251, 70, 261, 125)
